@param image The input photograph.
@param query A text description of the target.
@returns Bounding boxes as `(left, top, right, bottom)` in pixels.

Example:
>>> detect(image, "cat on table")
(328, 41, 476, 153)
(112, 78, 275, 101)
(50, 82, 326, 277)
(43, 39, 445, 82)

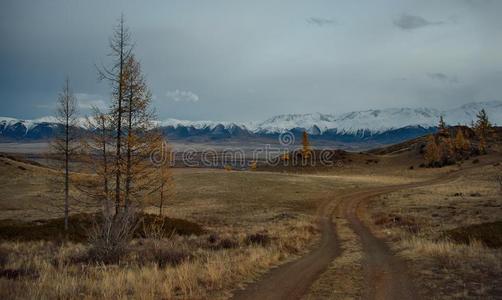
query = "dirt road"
(232, 166, 479, 300)
(231, 188, 342, 300)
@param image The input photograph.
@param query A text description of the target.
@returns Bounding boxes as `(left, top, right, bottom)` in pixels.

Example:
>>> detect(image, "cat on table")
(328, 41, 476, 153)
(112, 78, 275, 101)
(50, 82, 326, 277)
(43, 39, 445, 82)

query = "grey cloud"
(393, 14, 444, 30)
(306, 17, 336, 27)
(1, 1, 501, 121)
(427, 73, 459, 84)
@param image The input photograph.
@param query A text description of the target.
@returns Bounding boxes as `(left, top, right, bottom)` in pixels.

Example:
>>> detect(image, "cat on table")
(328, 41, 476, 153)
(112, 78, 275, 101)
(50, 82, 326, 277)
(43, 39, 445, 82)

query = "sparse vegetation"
(369, 160, 502, 298)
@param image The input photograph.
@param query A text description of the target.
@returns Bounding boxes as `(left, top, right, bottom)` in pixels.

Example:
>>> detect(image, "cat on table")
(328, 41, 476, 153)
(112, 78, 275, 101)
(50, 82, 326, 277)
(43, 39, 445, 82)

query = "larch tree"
(52, 77, 79, 231)
(424, 134, 440, 167)
(454, 128, 470, 153)
(438, 115, 448, 137)
(78, 108, 114, 216)
(302, 131, 311, 158)
(157, 159, 174, 216)
(122, 55, 157, 211)
(435, 116, 454, 165)
(439, 136, 454, 165)
(474, 109, 492, 154)
(149, 137, 174, 216)
(250, 160, 257, 171)
(98, 15, 133, 215)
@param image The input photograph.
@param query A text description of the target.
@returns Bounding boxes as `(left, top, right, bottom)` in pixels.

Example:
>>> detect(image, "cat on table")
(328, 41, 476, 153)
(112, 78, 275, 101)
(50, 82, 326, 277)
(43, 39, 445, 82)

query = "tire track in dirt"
(341, 186, 422, 300)
(232, 159, 499, 300)
(231, 195, 342, 300)
(341, 163, 494, 300)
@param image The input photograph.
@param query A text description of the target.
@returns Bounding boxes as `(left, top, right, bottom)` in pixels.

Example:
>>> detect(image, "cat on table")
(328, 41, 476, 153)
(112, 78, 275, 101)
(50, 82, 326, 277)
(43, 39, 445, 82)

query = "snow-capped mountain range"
(158, 101, 502, 135)
(1, 101, 501, 144)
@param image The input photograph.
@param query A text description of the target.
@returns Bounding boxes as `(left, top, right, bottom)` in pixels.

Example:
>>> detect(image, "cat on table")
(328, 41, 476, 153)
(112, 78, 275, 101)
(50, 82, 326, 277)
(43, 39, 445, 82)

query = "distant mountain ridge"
(159, 101, 502, 135)
(1, 101, 501, 145)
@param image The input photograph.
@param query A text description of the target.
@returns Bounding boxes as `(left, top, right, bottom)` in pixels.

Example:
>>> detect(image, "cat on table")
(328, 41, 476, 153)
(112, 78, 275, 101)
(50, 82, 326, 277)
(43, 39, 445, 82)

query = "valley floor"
(0, 150, 501, 299)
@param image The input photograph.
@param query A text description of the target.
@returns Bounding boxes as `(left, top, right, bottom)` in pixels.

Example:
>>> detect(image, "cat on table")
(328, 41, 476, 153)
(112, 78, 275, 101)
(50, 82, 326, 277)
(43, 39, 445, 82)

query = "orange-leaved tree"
(424, 134, 440, 167)
(302, 131, 311, 158)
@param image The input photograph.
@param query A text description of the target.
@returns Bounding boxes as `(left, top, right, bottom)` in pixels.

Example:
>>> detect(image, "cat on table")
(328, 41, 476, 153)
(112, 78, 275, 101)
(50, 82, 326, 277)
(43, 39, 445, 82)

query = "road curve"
(232, 160, 498, 300)
(231, 197, 342, 300)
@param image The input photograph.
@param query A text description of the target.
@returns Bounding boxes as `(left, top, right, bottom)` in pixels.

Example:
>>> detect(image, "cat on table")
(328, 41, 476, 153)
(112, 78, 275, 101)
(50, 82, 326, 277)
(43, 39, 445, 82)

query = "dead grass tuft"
(135, 240, 191, 267)
(373, 212, 421, 233)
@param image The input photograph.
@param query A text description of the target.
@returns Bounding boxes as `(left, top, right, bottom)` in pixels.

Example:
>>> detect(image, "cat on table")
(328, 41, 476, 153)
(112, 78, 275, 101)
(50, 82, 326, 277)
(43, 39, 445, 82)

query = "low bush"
(136, 240, 191, 267)
(0, 246, 8, 267)
(373, 213, 420, 233)
(0, 213, 204, 243)
(0, 268, 38, 280)
(245, 232, 271, 246)
(445, 221, 502, 248)
(206, 234, 239, 250)
(136, 214, 204, 238)
(86, 212, 137, 264)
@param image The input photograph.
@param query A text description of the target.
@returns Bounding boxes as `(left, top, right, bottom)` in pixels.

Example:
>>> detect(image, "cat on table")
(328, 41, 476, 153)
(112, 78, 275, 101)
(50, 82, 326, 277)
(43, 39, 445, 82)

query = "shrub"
(206, 234, 239, 250)
(0, 268, 38, 280)
(0, 247, 8, 267)
(136, 241, 191, 267)
(207, 233, 219, 244)
(373, 213, 420, 233)
(219, 238, 239, 249)
(137, 214, 204, 238)
(0, 213, 203, 243)
(245, 232, 271, 246)
(445, 221, 502, 248)
(86, 211, 137, 264)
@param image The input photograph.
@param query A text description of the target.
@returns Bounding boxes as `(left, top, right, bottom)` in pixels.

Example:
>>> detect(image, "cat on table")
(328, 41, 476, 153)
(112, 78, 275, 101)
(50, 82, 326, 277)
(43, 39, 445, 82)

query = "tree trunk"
(124, 83, 133, 211)
(64, 114, 69, 231)
(159, 182, 164, 216)
(115, 17, 125, 216)
(64, 81, 70, 231)
(102, 119, 110, 217)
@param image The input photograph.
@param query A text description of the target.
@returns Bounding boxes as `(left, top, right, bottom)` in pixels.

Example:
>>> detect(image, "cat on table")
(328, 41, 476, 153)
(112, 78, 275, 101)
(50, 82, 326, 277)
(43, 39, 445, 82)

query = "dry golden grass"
(0, 216, 317, 299)
(0, 155, 383, 299)
(368, 159, 502, 299)
(303, 218, 364, 300)
(0, 149, 479, 298)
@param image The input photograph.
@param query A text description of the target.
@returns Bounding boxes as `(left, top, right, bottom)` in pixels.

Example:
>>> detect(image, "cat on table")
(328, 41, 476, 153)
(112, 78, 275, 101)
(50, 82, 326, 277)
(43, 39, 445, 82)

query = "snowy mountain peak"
(1, 101, 501, 141)
(251, 101, 502, 135)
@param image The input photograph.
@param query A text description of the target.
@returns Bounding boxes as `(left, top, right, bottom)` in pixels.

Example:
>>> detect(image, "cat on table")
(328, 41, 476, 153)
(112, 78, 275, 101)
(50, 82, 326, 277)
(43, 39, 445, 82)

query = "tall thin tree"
(78, 107, 113, 216)
(474, 109, 492, 154)
(98, 15, 133, 215)
(123, 55, 154, 210)
(53, 77, 78, 230)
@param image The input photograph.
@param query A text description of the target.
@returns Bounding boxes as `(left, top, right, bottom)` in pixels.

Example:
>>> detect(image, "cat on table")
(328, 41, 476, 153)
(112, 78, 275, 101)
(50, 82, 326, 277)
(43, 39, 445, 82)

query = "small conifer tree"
(474, 109, 492, 154)
(302, 131, 311, 158)
(424, 135, 440, 167)
(454, 128, 470, 153)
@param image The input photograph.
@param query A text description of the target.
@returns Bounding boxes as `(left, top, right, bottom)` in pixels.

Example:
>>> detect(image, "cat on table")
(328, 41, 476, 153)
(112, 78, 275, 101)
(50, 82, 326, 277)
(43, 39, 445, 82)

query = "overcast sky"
(1, 0, 502, 121)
